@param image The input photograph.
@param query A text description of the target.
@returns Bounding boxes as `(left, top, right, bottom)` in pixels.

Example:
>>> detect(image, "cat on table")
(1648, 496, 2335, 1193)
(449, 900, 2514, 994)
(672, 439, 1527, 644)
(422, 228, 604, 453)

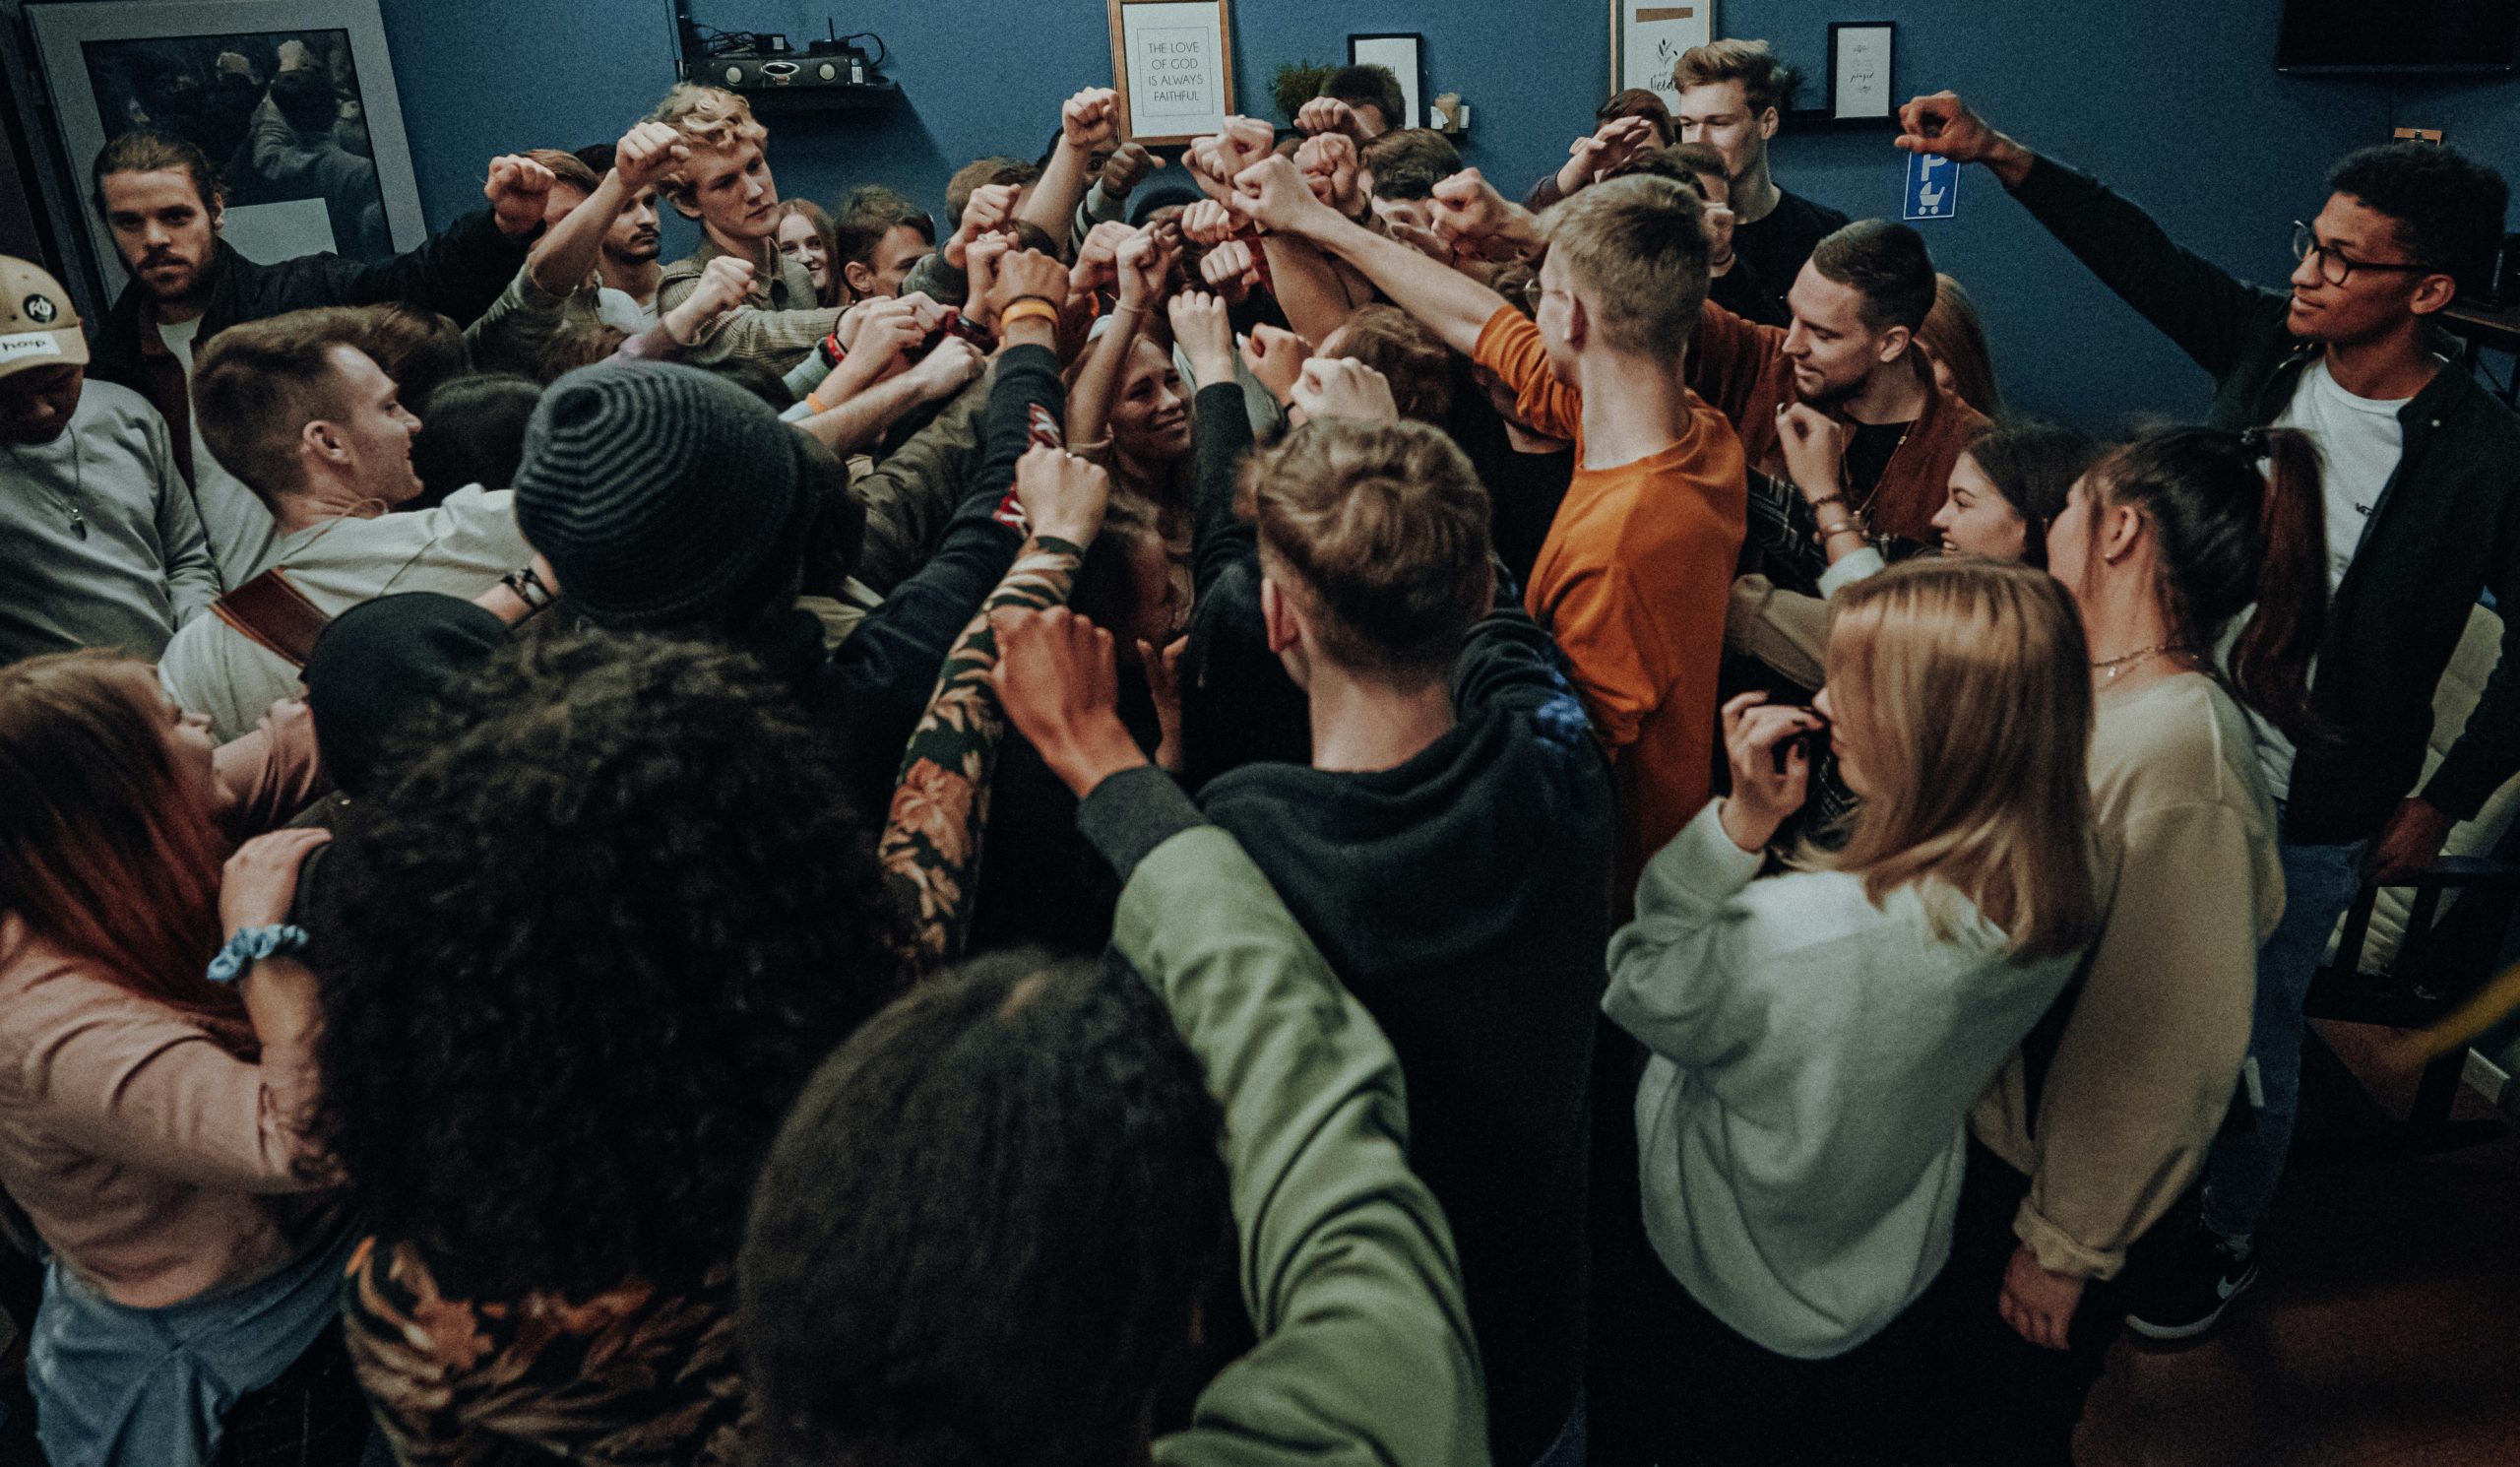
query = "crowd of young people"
(0, 30, 2513, 1467)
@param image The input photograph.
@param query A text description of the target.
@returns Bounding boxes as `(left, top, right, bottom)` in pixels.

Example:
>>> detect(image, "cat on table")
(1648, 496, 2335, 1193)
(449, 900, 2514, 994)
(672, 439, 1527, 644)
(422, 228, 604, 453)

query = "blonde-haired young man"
(646, 84, 851, 371)
(1673, 38, 1850, 304)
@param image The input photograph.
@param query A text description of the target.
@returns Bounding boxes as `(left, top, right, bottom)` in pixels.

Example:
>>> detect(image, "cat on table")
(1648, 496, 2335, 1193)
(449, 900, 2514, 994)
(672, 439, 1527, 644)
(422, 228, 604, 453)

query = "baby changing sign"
(1115, 0, 1232, 144)
(1904, 151, 1960, 222)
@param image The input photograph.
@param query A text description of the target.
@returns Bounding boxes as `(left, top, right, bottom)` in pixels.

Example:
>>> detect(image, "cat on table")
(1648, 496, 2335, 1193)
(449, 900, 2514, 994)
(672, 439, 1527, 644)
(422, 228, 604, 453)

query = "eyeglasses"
(2291, 221, 2434, 287)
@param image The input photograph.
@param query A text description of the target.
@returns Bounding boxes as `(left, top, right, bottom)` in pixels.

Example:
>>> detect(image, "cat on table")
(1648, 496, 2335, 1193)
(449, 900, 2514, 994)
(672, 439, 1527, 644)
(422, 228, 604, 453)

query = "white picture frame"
(1610, 0, 1716, 112)
(27, 0, 427, 298)
(1347, 33, 1424, 131)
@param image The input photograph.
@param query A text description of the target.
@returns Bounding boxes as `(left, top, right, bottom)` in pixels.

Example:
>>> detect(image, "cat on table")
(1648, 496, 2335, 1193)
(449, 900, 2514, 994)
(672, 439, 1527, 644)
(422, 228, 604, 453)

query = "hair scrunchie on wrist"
(207, 925, 309, 986)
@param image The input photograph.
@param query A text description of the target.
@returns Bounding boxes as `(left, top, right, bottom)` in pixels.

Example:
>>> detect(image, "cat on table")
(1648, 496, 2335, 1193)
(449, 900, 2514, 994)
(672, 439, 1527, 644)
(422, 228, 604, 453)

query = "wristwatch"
(502, 564, 554, 612)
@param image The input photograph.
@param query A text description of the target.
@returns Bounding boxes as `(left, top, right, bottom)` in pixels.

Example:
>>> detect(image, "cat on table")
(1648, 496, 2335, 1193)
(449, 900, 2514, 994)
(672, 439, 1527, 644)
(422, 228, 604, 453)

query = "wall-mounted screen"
(2279, 0, 2519, 73)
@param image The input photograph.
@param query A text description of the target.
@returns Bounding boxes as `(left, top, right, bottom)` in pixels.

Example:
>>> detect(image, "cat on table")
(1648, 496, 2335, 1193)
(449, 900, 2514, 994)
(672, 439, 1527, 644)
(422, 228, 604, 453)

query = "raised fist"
(485, 154, 557, 236)
(612, 120, 691, 195)
(1062, 87, 1120, 150)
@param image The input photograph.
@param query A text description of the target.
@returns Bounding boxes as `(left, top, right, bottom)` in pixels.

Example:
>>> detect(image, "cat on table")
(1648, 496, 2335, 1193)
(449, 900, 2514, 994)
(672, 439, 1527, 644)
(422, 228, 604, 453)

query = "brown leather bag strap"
(211, 566, 332, 670)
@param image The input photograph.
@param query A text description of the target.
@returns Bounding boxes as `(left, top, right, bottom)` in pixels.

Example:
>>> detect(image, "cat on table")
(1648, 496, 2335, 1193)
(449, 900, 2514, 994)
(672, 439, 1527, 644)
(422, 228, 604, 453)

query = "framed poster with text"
(1107, 0, 1232, 145)
(1610, 0, 1714, 112)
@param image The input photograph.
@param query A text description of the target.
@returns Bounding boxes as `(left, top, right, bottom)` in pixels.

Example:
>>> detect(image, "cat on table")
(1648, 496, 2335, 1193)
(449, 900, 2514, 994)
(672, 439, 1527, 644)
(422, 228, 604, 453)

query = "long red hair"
(0, 654, 247, 1043)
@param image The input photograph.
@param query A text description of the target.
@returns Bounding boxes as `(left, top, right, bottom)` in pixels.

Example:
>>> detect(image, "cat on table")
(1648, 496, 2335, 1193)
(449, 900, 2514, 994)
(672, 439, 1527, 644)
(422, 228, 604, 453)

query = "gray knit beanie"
(512, 361, 810, 630)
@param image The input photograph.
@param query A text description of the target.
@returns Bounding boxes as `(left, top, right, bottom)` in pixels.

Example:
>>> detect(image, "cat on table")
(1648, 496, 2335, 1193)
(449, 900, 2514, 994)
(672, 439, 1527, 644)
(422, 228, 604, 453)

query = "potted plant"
(1270, 60, 1334, 122)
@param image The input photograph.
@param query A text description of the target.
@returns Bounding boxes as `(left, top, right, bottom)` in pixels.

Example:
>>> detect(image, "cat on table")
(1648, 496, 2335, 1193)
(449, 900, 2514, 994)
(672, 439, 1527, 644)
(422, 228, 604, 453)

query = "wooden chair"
(2307, 857, 2520, 1132)
(2304, 602, 2520, 1137)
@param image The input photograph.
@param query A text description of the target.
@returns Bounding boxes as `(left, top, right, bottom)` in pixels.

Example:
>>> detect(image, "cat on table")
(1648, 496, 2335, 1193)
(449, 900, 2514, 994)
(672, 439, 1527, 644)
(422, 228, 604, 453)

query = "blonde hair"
(1817, 558, 2101, 962)
(1539, 173, 1710, 361)
(1237, 419, 1491, 678)
(644, 85, 768, 198)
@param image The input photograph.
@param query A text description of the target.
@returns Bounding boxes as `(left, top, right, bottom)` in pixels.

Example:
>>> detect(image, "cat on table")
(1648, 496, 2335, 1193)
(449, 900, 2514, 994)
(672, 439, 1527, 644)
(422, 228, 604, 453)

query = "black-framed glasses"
(2291, 221, 2434, 287)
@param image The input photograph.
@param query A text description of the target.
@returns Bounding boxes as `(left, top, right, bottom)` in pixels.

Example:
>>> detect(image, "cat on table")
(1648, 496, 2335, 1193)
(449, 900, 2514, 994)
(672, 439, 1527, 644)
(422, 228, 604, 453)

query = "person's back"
(1191, 416, 1608, 1465)
(310, 632, 904, 1465)
(1603, 559, 2102, 1465)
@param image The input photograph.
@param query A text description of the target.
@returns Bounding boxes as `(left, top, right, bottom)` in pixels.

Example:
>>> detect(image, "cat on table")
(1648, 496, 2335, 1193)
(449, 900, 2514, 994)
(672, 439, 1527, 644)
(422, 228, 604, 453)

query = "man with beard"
(575, 141, 666, 325)
(1684, 218, 1985, 544)
(83, 129, 550, 588)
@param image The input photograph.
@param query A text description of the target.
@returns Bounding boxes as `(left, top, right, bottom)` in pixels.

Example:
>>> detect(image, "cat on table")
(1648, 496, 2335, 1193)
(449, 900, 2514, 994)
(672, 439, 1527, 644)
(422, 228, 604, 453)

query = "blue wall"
(371, 0, 2518, 429)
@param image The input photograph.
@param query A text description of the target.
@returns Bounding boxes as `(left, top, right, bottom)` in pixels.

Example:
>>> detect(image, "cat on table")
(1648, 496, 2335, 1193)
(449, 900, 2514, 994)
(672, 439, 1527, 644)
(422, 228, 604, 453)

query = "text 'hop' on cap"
(0, 257, 88, 381)
(511, 361, 811, 630)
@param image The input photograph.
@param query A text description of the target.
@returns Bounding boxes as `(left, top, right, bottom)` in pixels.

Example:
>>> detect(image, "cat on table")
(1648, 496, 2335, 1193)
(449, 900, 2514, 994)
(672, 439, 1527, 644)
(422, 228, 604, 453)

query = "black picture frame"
(1824, 20, 1896, 124)
(1346, 32, 1425, 132)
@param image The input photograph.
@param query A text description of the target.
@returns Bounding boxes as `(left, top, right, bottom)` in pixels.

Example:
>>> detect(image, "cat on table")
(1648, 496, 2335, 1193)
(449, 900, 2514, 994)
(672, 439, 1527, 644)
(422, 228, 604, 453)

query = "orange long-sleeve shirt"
(1475, 307, 1747, 887)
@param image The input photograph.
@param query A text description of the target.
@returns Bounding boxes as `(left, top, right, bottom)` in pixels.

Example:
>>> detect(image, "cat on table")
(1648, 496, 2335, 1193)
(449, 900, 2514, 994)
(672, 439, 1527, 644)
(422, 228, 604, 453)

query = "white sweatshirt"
(1605, 801, 2083, 1359)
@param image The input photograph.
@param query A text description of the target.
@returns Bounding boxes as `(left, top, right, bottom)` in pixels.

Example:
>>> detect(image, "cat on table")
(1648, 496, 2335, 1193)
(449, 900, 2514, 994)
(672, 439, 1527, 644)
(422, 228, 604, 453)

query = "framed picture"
(26, 0, 426, 298)
(1609, 0, 1715, 112)
(1826, 21, 1896, 121)
(1346, 33, 1424, 132)
(1107, 0, 1233, 146)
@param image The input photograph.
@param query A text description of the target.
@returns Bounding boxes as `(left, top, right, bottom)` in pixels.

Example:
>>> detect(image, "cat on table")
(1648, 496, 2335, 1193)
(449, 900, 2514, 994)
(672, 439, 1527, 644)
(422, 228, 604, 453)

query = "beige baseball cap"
(0, 257, 88, 381)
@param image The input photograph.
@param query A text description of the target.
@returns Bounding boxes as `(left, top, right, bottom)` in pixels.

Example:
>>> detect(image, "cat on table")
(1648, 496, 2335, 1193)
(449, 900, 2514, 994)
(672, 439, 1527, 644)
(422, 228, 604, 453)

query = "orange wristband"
(999, 298, 1061, 330)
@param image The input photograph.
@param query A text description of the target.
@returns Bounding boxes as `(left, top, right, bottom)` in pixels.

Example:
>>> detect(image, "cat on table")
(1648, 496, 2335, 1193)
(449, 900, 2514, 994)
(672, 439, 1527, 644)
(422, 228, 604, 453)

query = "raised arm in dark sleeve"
(2005, 155, 2292, 382)
(828, 344, 1062, 794)
(307, 210, 534, 331)
(1181, 381, 1307, 790)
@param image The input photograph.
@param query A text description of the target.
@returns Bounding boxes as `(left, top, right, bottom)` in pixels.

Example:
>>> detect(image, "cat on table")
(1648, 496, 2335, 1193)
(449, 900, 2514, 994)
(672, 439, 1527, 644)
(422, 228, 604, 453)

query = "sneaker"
(2124, 1225, 2258, 1340)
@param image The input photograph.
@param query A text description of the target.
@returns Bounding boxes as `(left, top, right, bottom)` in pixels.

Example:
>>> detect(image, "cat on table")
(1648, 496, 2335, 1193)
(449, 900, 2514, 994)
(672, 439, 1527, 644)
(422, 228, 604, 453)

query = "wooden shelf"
(2445, 298, 2520, 356)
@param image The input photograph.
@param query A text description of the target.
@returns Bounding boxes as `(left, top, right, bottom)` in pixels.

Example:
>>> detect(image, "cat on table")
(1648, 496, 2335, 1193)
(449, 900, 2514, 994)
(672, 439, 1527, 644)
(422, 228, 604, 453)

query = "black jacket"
(2012, 155, 2520, 845)
(87, 213, 529, 476)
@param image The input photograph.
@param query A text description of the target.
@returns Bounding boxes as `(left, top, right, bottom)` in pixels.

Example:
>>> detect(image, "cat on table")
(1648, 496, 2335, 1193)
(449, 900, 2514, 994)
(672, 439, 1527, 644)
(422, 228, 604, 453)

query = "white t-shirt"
(598, 286, 657, 334)
(158, 316, 280, 588)
(157, 486, 529, 740)
(2276, 358, 2407, 591)
(2245, 358, 2417, 798)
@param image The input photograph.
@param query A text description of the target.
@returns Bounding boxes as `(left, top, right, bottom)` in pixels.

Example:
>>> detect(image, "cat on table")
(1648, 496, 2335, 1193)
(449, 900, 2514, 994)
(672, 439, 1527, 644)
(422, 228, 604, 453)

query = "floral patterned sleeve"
(340, 1235, 745, 1466)
(880, 534, 1087, 971)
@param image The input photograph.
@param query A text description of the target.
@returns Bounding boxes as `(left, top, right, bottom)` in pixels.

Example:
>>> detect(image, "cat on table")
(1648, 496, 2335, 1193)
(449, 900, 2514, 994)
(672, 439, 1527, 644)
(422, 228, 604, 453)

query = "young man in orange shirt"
(1229, 154, 1746, 885)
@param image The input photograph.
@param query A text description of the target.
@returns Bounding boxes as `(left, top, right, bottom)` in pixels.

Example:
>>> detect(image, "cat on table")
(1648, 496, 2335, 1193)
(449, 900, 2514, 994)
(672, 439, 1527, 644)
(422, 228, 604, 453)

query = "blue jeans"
(2200, 831, 2365, 1242)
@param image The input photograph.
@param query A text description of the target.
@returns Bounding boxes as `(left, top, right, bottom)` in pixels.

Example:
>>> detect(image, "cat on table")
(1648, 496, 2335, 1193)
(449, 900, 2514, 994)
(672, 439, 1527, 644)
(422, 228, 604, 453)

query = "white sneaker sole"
(2125, 1263, 2259, 1341)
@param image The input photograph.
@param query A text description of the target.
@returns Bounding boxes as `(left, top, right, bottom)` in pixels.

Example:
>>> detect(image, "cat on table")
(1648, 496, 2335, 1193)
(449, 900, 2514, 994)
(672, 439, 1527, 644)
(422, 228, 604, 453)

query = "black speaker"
(691, 52, 868, 92)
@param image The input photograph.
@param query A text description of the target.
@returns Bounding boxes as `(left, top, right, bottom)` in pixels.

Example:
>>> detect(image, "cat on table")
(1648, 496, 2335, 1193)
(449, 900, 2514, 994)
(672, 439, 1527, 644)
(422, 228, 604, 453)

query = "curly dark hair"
(308, 631, 905, 1302)
(740, 949, 1229, 1467)
(2327, 142, 2510, 297)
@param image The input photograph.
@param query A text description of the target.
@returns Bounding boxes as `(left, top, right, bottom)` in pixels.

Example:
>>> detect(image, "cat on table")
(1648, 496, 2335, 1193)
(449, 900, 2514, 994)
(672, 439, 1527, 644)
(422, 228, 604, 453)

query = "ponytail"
(2086, 425, 2333, 745)
(2228, 426, 2328, 745)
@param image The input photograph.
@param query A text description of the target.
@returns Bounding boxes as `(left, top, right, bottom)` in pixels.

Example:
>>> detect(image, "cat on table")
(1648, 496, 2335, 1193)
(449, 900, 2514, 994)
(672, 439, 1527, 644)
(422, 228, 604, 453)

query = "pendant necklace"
(1, 431, 87, 540)
(2093, 642, 2189, 683)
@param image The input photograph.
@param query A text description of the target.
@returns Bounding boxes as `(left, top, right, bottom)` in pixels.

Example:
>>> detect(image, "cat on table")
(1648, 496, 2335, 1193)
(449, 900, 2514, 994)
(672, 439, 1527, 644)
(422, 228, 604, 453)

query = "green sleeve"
(1104, 823, 1488, 1467)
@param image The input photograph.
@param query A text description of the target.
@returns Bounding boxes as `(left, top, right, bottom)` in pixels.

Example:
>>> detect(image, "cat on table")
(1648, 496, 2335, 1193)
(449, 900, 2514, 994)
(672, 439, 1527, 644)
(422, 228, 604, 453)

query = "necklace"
(2093, 642, 2190, 682)
(1842, 415, 1918, 520)
(1, 430, 87, 540)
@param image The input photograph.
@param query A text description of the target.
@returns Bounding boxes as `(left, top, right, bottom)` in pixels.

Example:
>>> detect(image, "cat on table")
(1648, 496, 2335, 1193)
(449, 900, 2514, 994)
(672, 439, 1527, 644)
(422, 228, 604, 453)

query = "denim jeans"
(2200, 828, 2365, 1242)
